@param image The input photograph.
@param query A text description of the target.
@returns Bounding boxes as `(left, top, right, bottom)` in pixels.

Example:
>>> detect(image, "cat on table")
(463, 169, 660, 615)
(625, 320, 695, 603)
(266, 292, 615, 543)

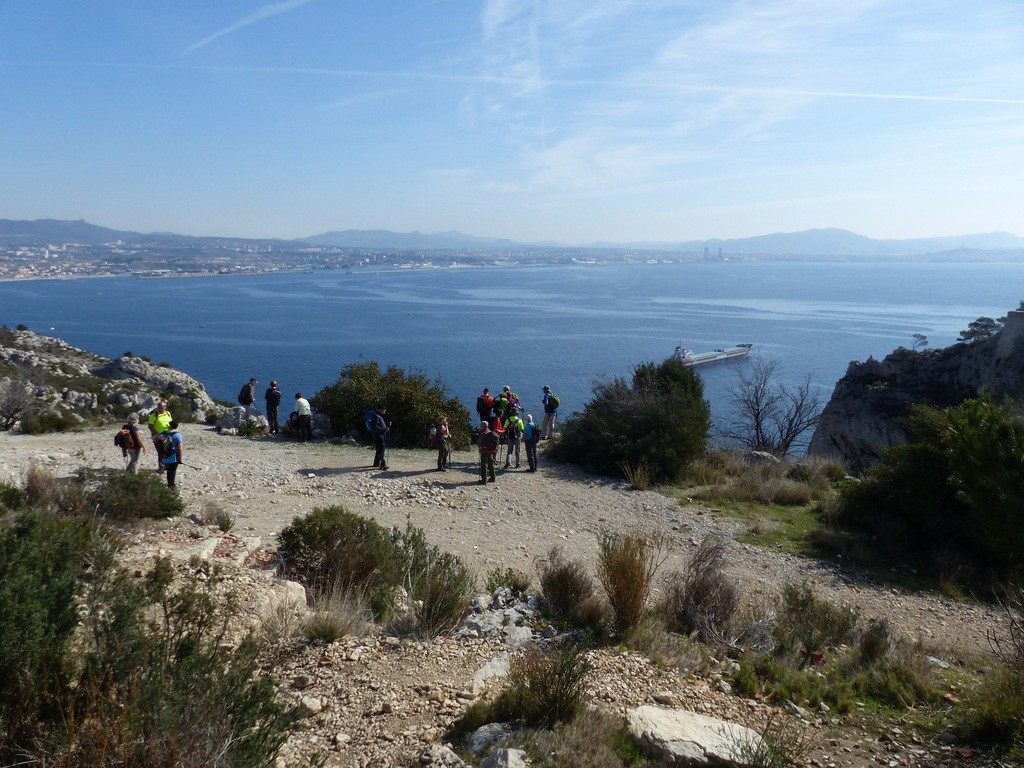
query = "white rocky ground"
(0, 425, 1011, 767)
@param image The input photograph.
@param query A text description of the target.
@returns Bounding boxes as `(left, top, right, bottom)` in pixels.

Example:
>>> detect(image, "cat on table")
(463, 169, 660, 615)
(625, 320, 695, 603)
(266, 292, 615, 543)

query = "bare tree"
(720, 359, 824, 457)
(0, 378, 34, 431)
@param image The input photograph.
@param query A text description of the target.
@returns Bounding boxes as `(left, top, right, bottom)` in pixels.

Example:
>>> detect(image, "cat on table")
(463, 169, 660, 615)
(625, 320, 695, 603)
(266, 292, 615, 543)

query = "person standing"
(502, 409, 525, 469)
(436, 415, 452, 472)
(147, 400, 173, 472)
(541, 385, 559, 439)
(294, 392, 313, 441)
(159, 420, 183, 489)
(476, 388, 494, 424)
(120, 413, 147, 473)
(371, 406, 390, 470)
(523, 413, 540, 472)
(238, 378, 258, 409)
(265, 380, 282, 434)
(477, 421, 499, 484)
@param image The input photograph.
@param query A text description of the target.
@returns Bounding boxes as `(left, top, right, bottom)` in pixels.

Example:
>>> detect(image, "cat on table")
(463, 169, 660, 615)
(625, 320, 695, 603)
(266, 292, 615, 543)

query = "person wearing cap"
(541, 385, 558, 439)
(238, 377, 258, 409)
(264, 379, 282, 434)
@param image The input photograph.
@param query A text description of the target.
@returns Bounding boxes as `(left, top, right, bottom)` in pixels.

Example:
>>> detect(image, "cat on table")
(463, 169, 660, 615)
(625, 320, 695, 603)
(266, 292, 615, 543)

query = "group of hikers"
(114, 379, 560, 489)
(113, 400, 183, 488)
(470, 384, 559, 484)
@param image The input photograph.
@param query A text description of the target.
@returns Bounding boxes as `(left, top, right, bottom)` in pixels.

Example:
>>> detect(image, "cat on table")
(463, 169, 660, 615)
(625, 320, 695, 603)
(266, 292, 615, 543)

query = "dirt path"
(0, 424, 1003, 658)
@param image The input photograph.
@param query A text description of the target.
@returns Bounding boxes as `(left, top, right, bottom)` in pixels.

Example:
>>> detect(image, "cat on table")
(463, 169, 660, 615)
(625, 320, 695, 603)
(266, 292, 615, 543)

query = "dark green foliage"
(776, 582, 860, 655)
(278, 505, 404, 618)
(161, 393, 198, 423)
(311, 360, 473, 448)
(836, 392, 1024, 581)
(0, 481, 27, 512)
(278, 505, 472, 632)
(20, 408, 81, 434)
(552, 359, 710, 483)
(957, 315, 1002, 343)
(0, 511, 98, 754)
(75, 469, 186, 520)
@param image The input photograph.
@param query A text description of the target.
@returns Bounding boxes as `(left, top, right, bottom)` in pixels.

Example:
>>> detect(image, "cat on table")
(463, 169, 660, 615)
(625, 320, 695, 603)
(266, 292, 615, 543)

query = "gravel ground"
(0, 425, 1012, 767)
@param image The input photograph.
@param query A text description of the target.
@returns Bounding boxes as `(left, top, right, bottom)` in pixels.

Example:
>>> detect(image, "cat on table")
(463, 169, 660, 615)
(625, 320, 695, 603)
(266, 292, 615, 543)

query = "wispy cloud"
(182, 0, 313, 56)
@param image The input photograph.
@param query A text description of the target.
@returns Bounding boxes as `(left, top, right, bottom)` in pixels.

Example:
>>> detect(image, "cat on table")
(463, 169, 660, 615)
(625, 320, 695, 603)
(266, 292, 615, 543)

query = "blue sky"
(3, 0, 1024, 243)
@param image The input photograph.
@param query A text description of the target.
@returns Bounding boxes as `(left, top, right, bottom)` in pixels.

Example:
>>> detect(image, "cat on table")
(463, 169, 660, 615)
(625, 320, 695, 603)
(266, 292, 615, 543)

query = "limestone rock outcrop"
(626, 705, 763, 766)
(0, 327, 219, 428)
(808, 310, 1024, 471)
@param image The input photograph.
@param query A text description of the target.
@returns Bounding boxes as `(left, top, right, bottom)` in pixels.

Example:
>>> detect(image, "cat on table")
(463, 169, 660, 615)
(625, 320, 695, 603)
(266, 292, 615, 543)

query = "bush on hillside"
(551, 359, 710, 484)
(311, 360, 473, 449)
(0, 511, 100, 754)
(278, 505, 473, 634)
(77, 469, 186, 520)
(835, 391, 1024, 583)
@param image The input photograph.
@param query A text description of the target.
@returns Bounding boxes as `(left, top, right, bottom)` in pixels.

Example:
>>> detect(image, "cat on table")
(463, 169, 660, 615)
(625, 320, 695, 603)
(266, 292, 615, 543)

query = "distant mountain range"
(2, 218, 1024, 257)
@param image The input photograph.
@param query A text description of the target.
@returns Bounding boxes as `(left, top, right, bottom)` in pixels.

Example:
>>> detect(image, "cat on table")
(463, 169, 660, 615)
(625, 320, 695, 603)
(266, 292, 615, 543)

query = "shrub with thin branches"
(304, 586, 372, 643)
(660, 536, 739, 646)
(538, 546, 600, 630)
(596, 530, 665, 634)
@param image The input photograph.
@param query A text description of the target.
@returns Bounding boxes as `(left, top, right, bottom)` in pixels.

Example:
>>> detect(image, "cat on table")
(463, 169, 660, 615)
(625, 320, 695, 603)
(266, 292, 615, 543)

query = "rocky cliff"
(0, 326, 219, 429)
(807, 310, 1024, 472)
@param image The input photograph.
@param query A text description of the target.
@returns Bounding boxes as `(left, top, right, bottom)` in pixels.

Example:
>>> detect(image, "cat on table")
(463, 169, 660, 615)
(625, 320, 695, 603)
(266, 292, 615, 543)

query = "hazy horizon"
(3, 2, 1024, 243)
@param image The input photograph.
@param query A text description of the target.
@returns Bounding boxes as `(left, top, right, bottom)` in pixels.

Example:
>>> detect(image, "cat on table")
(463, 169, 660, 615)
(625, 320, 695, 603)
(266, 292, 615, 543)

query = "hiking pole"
(179, 462, 207, 471)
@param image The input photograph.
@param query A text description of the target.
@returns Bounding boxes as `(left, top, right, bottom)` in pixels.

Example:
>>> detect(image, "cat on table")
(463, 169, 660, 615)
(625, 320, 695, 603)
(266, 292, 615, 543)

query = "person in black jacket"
(238, 377, 257, 409)
(264, 380, 282, 433)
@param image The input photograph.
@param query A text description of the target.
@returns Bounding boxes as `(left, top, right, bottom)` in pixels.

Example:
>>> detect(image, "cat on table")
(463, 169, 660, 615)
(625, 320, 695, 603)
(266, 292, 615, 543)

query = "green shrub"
(161, 394, 198, 423)
(19, 409, 81, 434)
(551, 359, 710, 484)
(0, 481, 27, 512)
(401, 552, 474, 638)
(485, 566, 531, 596)
(538, 546, 602, 631)
(597, 531, 664, 635)
(0, 511, 99, 755)
(278, 506, 405, 619)
(835, 392, 1024, 583)
(454, 643, 593, 735)
(54, 557, 296, 767)
(279, 506, 472, 634)
(77, 469, 185, 520)
(311, 360, 473, 448)
(735, 713, 816, 768)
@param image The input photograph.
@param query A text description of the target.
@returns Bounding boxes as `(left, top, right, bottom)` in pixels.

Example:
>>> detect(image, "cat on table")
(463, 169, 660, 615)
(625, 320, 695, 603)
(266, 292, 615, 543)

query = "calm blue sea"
(0, 261, 1020, 429)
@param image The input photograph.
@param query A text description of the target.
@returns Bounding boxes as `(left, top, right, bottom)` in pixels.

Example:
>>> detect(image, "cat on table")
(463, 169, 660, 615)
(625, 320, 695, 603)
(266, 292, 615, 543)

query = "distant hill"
(2, 218, 1023, 257)
(300, 229, 522, 250)
(0, 218, 146, 245)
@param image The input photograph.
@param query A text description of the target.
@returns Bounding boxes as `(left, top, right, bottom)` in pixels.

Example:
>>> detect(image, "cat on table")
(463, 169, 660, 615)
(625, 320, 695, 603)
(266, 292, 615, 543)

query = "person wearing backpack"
(541, 385, 559, 440)
(116, 413, 147, 473)
(147, 400, 173, 472)
(264, 380, 282, 434)
(477, 421, 499, 484)
(238, 378, 257, 409)
(476, 388, 495, 424)
(523, 413, 540, 472)
(159, 420, 183, 489)
(502, 410, 525, 469)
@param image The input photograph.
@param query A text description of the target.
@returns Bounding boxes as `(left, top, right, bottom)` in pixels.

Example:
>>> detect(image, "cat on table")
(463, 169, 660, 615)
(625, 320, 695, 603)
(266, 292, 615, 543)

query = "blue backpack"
(364, 409, 376, 433)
